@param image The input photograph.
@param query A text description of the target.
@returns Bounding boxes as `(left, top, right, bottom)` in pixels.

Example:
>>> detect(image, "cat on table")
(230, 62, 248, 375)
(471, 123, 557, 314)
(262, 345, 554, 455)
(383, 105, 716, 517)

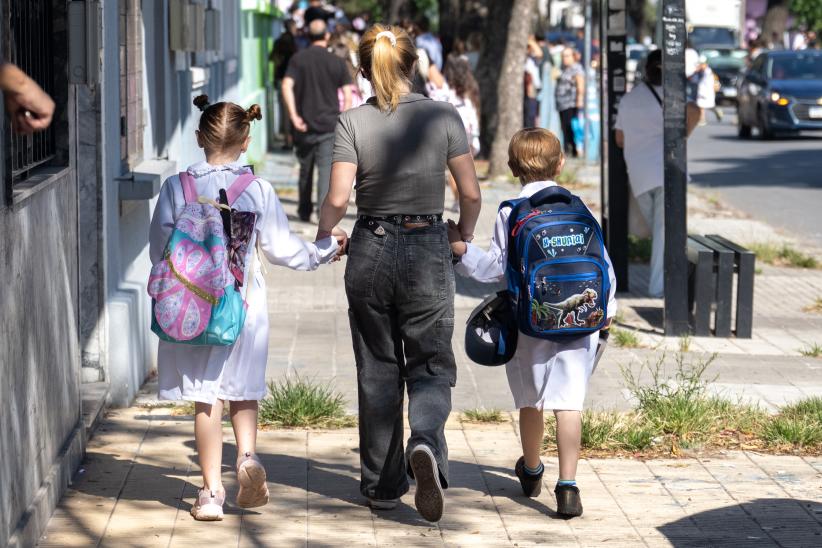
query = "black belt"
(358, 214, 443, 225)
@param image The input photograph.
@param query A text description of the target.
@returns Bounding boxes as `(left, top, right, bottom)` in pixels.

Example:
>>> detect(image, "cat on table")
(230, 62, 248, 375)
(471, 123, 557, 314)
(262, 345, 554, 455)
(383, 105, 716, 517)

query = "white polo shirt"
(615, 83, 663, 197)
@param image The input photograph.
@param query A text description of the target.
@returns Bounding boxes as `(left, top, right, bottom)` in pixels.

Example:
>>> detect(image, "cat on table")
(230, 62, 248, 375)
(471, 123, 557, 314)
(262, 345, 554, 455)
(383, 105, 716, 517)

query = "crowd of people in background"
(271, 0, 601, 173)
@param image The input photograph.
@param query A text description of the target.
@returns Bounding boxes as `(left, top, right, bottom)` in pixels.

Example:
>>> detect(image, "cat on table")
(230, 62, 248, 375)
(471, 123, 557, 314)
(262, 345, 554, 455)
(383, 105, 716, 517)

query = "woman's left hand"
(332, 227, 349, 256)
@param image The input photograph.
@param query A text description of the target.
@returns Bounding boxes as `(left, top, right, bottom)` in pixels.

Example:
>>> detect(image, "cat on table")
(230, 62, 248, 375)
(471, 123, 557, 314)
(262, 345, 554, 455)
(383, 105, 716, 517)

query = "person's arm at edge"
(0, 62, 54, 133)
(448, 152, 481, 240)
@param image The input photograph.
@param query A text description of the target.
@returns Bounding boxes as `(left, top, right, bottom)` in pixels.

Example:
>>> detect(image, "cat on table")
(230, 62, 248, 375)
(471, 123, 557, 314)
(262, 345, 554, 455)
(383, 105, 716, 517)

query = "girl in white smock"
(148, 95, 342, 521)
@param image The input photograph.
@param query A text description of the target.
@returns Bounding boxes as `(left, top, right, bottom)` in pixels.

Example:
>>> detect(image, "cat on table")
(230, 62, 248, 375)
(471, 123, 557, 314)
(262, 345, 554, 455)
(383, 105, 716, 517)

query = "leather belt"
(358, 214, 443, 226)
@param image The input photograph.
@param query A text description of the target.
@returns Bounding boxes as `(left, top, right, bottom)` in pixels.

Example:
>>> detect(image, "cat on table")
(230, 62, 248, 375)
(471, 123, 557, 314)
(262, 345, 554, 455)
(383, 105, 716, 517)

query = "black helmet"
(465, 291, 518, 366)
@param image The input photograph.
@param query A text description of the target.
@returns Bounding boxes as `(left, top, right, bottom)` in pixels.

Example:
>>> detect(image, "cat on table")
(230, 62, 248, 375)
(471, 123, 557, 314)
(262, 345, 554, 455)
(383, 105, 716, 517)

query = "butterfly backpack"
(147, 171, 258, 346)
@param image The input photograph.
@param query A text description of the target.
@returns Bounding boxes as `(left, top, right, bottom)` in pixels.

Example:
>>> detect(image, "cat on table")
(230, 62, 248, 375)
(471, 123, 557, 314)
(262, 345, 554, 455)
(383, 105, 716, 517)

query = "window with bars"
(3, 0, 57, 188)
(119, 0, 144, 170)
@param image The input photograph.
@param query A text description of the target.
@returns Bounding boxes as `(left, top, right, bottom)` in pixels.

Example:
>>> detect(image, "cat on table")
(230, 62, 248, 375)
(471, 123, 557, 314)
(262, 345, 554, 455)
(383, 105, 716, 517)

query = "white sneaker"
(236, 452, 269, 509)
(191, 488, 225, 521)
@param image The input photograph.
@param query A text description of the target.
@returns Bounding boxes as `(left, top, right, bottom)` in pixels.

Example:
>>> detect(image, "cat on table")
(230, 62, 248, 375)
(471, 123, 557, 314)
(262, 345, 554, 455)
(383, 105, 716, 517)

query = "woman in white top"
(149, 96, 342, 521)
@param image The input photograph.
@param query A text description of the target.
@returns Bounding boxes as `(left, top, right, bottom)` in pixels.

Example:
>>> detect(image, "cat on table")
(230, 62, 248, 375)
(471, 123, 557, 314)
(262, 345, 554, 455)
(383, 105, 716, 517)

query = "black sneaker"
(554, 484, 583, 518)
(514, 456, 543, 497)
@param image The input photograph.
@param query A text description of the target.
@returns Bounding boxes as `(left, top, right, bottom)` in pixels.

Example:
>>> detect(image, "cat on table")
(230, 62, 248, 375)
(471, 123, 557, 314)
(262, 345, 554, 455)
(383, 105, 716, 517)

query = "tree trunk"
(488, 0, 536, 177)
(439, 0, 461, 59)
(383, 0, 410, 24)
(762, 0, 791, 45)
(476, 1, 514, 158)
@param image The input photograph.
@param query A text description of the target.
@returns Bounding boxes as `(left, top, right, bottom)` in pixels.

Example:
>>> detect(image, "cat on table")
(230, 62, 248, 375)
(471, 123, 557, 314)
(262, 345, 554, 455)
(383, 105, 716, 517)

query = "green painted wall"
(239, 5, 277, 165)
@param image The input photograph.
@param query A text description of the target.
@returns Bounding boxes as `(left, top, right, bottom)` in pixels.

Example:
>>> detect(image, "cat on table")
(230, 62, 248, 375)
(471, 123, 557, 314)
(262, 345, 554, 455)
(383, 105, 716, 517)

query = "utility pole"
(600, 0, 629, 291)
(661, 0, 689, 335)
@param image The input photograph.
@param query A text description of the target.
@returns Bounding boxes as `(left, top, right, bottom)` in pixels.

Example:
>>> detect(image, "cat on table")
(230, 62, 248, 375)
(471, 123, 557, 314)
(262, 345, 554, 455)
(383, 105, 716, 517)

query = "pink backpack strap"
(226, 172, 258, 206)
(179, 172, 199, 204)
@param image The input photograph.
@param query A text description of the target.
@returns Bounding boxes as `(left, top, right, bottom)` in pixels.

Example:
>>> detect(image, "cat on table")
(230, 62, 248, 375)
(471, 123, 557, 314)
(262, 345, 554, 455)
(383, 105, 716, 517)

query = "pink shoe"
(236, 452, 269, 508)
(190, 488, 225, 521)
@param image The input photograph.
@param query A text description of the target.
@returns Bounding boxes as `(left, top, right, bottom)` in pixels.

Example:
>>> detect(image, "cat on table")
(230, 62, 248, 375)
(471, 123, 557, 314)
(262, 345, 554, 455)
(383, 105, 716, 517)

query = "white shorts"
(505, 332, 597, 411)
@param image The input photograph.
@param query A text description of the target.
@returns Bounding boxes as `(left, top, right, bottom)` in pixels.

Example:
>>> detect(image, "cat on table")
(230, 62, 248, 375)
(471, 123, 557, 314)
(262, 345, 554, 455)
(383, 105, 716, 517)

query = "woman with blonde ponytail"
(316, 24, 482, 523)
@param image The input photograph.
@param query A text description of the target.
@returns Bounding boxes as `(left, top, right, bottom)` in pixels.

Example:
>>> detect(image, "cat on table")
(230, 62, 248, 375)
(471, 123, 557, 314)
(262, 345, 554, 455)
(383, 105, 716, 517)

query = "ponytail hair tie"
(375, 30, 397, 47)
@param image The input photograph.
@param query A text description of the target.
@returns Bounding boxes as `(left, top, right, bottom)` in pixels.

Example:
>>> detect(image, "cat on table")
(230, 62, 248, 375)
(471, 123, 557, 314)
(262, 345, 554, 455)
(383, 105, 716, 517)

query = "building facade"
(1, 1, 277, 545)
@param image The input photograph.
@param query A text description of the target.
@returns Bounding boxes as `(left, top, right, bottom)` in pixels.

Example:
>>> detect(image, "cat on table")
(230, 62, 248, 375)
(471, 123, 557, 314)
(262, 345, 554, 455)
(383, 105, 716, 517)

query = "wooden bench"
(686, 235, 755, 338)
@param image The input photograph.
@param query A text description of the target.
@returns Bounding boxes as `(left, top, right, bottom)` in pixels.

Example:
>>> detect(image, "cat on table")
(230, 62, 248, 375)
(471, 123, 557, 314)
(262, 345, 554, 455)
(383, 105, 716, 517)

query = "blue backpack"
(501, 185, 610, 341)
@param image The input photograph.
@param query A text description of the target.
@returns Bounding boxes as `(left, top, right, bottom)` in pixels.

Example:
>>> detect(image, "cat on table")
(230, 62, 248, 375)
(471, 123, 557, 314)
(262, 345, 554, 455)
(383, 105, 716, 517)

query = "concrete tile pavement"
(40, 408, 822, 547)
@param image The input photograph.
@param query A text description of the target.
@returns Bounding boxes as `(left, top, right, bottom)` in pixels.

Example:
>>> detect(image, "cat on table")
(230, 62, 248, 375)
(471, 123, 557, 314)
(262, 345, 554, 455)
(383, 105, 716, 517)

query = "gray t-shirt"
(333, 93, 470, 217)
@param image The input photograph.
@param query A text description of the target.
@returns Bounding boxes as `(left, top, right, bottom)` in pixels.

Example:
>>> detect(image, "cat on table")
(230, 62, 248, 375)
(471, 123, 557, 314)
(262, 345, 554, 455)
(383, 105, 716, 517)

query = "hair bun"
(246, 104, 262, 122)
(193, 94, 210, 112)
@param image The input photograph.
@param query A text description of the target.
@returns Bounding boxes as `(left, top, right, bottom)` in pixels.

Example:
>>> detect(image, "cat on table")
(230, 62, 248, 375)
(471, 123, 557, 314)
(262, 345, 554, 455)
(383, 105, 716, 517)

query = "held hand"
(601, 318, 613, 331)
(447, 219, 462, 244)
(291, 114, 308, 133)
(331, 226, 348, 256)
(450, 240, 467, 258)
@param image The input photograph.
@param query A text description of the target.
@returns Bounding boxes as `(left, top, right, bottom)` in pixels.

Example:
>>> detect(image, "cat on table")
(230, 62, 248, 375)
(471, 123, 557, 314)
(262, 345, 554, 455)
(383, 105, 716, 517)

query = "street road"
(688, 110, 822, 246)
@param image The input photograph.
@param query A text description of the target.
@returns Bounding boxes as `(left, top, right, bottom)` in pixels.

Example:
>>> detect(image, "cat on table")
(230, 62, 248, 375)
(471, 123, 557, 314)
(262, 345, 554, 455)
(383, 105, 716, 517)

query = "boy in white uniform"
(449, 128, 616, 517)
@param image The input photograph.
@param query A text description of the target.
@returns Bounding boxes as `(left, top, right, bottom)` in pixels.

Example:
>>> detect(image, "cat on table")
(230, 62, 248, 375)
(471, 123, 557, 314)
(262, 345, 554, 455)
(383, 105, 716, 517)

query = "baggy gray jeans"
(345, 219, 456, 500)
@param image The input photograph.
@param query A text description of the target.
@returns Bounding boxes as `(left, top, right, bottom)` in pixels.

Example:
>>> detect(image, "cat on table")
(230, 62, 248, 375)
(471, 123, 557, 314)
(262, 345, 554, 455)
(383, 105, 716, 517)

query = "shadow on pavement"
(657, 498, 822, 547)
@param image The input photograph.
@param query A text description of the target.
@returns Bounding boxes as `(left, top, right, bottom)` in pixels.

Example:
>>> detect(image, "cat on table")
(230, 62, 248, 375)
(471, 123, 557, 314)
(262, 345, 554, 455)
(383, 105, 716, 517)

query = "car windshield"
(768, 54, 822, 80)
(705, 51, 747, 71)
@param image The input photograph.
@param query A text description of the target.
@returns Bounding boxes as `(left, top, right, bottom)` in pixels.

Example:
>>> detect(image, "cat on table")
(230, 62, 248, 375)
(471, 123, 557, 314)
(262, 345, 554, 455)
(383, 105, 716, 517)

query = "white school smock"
(148, 161, 338, 403)
(455, 181, 618, 411)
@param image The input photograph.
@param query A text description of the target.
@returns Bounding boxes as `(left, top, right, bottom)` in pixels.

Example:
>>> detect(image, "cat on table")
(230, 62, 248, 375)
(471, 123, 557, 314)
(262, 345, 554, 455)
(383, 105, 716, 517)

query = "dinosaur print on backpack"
(502, 185, 610, 341)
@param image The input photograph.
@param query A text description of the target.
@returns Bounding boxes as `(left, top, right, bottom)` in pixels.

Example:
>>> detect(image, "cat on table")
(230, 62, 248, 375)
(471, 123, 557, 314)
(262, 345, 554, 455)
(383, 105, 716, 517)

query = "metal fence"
(4, 0, 56, 184)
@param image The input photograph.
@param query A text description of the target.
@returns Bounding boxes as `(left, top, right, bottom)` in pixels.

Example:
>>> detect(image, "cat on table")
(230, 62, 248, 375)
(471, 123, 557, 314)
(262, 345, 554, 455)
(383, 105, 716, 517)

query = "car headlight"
(770, 92, 790, 106)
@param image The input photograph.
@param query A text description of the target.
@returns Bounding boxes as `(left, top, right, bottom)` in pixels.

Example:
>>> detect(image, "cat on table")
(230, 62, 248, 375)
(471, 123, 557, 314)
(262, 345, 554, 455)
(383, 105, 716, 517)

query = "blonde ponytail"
(359, 25, 417, 112)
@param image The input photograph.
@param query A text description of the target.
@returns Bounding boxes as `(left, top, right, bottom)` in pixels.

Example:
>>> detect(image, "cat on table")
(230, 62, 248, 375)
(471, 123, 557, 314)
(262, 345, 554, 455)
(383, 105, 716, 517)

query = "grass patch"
(612, 327, 641, 348)
(679, 335, 692, 353)
(259, 377, 356, 428)
(803, 297, 822, 314)
(748, 243, 819, 269)
(799, 343, 822, 358)
(462, 408, 505, 423)
(628, 235, 652, 263)
(762, 397, 822, 448)
(542, 352, 822, 457)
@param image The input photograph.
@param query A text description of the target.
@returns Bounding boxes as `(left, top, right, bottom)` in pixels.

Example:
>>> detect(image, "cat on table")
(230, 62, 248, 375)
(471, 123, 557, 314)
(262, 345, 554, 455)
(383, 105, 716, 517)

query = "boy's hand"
(601, 318, 613, 331)
(450, 241, 467, 257)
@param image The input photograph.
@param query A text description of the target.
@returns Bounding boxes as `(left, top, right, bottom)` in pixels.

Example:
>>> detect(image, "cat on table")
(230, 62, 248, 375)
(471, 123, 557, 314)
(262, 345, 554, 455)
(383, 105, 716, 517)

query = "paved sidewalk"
(41, 408, 822, 547)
